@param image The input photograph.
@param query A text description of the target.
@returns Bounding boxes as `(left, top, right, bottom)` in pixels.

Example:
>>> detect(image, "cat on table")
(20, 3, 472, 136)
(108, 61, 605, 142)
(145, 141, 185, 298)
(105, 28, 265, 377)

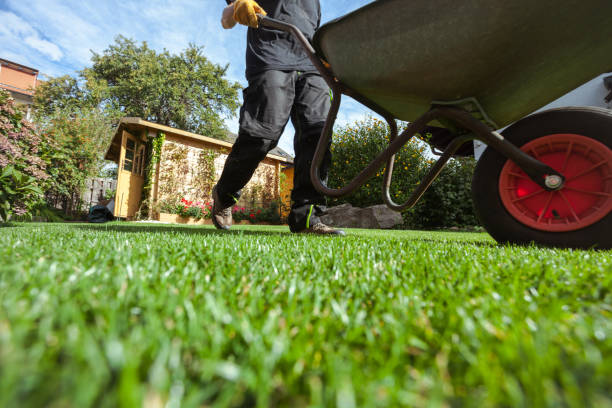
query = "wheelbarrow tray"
(313, 0, 612, 128)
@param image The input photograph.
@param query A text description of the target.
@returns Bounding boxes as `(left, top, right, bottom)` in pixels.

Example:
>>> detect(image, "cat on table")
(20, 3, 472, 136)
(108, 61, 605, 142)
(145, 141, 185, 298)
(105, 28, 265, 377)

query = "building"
(104, 117, 294, 221)
(0, 58, 40, 119)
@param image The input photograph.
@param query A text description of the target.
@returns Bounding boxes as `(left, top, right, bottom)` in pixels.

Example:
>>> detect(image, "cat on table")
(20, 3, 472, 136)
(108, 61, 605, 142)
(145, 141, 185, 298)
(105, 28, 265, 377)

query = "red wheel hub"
(499, 134, 612, 232)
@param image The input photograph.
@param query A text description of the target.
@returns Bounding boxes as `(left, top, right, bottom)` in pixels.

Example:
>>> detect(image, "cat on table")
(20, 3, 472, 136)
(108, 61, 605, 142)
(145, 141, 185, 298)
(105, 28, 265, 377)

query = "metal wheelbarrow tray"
(259, 0, 612, 248)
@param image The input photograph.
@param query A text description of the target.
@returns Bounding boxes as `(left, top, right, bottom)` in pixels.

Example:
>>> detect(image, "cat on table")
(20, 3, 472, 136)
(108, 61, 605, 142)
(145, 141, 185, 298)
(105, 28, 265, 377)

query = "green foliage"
(192, 149, 218, 199)
(38, 108, 114, 213)
(404, 157, 479, 228)
(328, 117, 479, 229)
(34, 36, 241, 140)
(328, 117, 427, 209)
(0, 90, 47, 219)
(0, 166, 43, 221)
(104, 189, 116, 200)
(138, 132, 165, 220)
(0, 223, 610, 407)
(32, 75, 90, 121)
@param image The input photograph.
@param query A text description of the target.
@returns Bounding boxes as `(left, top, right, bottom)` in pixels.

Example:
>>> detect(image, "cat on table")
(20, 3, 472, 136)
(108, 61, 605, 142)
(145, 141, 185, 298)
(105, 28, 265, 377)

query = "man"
(213, 0, 344, 235)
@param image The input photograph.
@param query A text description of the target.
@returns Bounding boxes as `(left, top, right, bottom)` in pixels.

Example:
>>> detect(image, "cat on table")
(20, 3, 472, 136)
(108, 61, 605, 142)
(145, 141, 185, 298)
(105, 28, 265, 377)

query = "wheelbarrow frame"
(258, 15, 565, 211)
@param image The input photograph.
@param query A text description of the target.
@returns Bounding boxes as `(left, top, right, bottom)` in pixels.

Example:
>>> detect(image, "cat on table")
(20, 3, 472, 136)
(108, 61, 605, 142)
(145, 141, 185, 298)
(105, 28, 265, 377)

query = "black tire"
(472, 107, 612, 249)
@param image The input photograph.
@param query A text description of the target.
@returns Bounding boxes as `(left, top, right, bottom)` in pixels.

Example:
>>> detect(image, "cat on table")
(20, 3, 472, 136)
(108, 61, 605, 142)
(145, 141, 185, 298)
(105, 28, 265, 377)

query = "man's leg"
(212, 70, 295, 229)
(288, 73, 343, 235)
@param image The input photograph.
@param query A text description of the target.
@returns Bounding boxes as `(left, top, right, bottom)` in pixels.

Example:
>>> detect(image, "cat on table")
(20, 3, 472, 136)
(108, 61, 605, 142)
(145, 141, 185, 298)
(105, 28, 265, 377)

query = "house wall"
(0, 60, 39, 120)
(156, 135, 281, 212)
(280, 166, 294, 218)
(0, 65, 37, 96)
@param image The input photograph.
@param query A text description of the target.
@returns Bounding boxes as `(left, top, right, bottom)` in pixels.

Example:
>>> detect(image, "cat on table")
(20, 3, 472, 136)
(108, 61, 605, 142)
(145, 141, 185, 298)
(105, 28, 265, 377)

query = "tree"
(32, 75, 88, 120)
(34, 36, 241, 141)
(39, 109, 114, 214)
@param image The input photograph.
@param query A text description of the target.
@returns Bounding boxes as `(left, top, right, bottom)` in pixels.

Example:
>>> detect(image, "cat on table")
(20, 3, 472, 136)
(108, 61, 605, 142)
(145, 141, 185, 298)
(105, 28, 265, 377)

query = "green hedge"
(327, 118, 479, 229)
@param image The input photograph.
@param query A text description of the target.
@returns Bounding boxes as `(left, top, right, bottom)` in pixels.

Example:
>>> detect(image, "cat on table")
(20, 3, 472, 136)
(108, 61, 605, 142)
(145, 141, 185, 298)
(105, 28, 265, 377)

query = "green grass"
(0, 222, 610, 407)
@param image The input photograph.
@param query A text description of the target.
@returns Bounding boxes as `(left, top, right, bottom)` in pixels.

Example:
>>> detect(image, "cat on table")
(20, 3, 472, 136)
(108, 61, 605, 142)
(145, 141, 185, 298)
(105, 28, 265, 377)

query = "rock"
(367, 204, 404, 229)
(321, 203, 403, 229)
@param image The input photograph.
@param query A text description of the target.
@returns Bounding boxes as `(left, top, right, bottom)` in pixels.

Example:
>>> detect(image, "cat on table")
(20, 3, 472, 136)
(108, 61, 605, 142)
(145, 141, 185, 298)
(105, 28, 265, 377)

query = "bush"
(0, 166, 43, 221)
(232, 201, 281, 224)
(328, 117, 479, 229)
(328, 117, 428, 208)
(177, 198, 211, 220)
(404, 158, 479, 229)
(0, 90, 47, 219)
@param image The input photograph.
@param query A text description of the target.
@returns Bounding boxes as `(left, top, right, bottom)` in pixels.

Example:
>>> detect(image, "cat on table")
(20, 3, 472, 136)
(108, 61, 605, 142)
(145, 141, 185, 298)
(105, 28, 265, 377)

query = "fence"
(81, 178, 117, 209)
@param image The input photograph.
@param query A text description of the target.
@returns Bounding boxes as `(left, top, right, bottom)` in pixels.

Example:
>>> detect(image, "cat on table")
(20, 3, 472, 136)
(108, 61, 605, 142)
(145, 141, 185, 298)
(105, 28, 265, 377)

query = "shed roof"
(104, 117, 294, 164)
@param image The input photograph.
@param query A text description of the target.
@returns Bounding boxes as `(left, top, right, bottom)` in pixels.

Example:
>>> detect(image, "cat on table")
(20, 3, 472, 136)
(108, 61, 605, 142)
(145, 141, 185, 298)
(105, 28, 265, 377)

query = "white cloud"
(23, 35, 63, 61)
(0, 10, 64, 61)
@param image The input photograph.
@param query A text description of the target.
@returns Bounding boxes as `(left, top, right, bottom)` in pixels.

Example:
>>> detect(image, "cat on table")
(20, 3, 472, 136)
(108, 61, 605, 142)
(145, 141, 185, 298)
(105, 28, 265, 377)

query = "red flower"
(249, 213, 255, 218)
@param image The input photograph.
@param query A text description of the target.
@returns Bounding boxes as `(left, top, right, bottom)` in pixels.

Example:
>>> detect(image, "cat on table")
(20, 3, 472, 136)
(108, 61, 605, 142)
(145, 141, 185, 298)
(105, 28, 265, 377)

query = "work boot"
(298, 222, 346, 236)
(211, 186, 233, 230)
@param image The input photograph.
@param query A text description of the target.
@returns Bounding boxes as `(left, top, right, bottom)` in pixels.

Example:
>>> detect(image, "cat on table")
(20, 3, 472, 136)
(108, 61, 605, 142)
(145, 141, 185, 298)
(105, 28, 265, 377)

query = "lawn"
(0, 222, 610, 407)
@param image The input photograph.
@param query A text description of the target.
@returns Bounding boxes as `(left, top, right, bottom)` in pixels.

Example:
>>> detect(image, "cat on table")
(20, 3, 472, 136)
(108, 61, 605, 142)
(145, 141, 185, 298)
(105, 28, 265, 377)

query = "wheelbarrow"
(258, 0, 612, 249)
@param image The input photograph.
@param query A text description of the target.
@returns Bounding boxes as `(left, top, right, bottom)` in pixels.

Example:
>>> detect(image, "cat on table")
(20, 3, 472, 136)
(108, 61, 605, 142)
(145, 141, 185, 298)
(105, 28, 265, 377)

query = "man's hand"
(221, 4, 237, 29)
(233, 0, 266, 28)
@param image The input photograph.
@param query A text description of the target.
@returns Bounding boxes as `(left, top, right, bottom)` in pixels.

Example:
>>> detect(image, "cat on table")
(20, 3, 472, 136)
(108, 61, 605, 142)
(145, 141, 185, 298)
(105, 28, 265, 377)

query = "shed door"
(114, 131, 146, 218)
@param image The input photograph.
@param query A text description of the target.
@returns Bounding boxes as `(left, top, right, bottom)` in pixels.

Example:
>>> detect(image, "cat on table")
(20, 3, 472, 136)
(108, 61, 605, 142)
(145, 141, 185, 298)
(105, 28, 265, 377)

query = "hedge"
(327, 118, 479, 229)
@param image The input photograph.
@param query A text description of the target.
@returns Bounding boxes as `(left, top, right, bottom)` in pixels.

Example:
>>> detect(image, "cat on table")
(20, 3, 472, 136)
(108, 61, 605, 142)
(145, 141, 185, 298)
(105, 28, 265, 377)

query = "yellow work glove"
(233, 0, 267, 28)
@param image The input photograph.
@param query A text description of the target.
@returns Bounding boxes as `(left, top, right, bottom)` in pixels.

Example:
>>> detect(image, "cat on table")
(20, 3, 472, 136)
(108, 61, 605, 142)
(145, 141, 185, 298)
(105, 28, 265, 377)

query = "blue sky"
(0, 0, 376, 156)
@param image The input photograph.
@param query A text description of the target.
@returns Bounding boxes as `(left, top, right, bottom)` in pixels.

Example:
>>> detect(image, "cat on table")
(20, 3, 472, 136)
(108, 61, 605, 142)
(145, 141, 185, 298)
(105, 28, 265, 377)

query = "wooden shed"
(104, 118, 294, 221)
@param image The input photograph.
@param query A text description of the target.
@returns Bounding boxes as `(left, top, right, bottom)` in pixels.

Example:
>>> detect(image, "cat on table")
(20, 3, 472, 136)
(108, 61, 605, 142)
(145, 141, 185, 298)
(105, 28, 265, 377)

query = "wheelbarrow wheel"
(472, 107, 612, 249)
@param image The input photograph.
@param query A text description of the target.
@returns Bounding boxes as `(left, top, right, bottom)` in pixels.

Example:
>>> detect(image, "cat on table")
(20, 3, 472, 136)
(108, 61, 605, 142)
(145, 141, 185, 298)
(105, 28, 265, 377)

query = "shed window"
(123, 139, 135, 172)
(134, 145, 146, 176)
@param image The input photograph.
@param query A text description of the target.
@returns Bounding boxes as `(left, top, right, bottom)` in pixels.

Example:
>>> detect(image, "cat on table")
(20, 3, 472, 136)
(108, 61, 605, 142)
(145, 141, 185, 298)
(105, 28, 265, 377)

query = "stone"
(367, 204, 404, 229)
(320, 203, 403, 229)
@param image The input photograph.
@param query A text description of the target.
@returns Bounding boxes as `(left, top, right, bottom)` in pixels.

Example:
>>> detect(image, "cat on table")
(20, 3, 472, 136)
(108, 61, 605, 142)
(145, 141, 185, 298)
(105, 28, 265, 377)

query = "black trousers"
(215, 70, 331, 232)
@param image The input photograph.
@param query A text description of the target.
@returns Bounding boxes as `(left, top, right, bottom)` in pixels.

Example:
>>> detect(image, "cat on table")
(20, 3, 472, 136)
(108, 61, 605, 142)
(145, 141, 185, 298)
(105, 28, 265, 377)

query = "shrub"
(328, 117, 479, 229)
(0, 166, 43, 221)
(328, 117, 428, 208)
(177, 198, 211, 220)
(0, 90, 47, 219)
(104, 189, 116, 200)
(404, 158, 479, 229)
(232, 201, 281, 224)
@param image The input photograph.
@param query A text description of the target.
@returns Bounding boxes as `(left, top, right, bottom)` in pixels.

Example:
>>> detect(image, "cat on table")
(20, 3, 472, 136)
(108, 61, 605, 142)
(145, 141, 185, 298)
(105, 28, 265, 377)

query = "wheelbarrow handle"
(256, 14, 335, 88)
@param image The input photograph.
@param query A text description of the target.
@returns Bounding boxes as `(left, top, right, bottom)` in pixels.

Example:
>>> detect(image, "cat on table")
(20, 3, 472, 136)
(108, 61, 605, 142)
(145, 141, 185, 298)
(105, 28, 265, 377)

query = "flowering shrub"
(232, 201, 281, 224)
(0, 90, 47, 219)
(157, 197, 281, 224)
(328, 117, 479, 229)
(177, 198, 212, 220)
